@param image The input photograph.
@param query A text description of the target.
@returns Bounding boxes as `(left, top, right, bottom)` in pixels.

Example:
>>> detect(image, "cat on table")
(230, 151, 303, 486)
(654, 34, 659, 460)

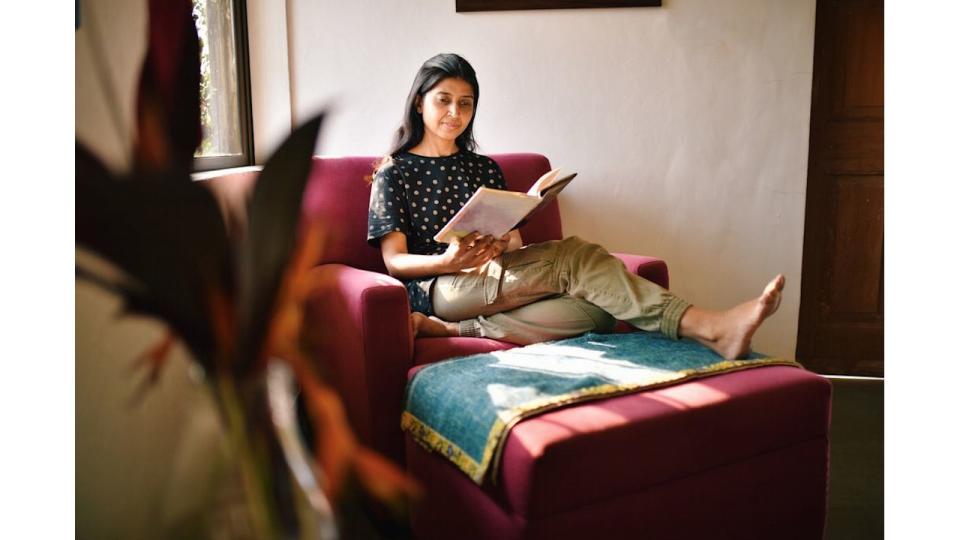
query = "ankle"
(678, 306, 718, 342)
(458, 319, 483, 338)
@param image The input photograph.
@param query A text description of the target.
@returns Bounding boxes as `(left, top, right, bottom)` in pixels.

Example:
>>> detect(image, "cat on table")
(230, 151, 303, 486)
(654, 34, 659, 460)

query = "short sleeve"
(487, 156, 507, 190)
(367, 164, 410, 246)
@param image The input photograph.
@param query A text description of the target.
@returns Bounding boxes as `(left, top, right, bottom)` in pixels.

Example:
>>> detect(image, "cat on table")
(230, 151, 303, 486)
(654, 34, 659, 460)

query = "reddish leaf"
(76, 142, 233, 370)
(133, 0, 202, 172)
(235, 114, 324, 374)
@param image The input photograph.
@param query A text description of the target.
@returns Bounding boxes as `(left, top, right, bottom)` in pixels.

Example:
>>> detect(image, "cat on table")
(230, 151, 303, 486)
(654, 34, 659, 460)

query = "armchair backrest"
(300, 153, 562, 272)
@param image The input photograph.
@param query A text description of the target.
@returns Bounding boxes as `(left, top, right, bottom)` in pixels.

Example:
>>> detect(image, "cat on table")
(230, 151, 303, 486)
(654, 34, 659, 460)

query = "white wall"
(75, 0, 145, 170)
(288, 0, 815, 359)
(247, 0, 294, 162)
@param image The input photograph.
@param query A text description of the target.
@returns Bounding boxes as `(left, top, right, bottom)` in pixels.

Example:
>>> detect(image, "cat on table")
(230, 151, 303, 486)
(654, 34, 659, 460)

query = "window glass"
(193, 0, 243, 159)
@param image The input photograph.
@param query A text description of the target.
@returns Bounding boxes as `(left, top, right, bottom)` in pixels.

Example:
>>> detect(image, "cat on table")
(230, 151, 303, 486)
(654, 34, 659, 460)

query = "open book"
(433, 168, 577, 244)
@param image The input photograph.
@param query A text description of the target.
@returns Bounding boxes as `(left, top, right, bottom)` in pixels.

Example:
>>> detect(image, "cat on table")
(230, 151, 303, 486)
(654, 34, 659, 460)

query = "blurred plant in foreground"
(76, 0, 420, 537)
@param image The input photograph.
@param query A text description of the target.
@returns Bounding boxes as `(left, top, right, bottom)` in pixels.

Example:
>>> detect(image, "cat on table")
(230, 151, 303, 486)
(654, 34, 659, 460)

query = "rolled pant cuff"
(459, 320, 483, 338)
(659, 296, 691, 340)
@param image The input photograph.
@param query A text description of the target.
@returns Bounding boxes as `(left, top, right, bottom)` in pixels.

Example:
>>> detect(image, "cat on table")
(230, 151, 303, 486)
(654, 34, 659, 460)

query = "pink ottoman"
(406, 365, 831, 540)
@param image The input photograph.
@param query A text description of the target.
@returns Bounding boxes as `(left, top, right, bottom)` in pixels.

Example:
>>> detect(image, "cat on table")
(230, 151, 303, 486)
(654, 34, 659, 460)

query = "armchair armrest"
(303, 263, 413, 465)
(611, 253, 670, 290)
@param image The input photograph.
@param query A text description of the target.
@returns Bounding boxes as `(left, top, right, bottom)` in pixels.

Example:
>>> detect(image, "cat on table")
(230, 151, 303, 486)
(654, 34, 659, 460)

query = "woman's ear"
(415, 96, 422, 114)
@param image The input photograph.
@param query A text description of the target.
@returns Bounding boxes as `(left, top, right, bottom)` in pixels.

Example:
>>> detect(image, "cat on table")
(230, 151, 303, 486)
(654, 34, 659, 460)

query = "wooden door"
(797, 0, 883, 376)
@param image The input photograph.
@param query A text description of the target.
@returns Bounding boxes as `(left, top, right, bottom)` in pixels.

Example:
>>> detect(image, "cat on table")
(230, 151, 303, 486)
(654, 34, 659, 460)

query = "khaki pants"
(432, 236, 690, 345)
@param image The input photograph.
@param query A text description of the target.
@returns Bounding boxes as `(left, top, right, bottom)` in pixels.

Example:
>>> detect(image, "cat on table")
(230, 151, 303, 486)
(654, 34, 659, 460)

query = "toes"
(761, 275, 786, 306)
(751, 276, 784, 322)
(763, 275, 784, 296)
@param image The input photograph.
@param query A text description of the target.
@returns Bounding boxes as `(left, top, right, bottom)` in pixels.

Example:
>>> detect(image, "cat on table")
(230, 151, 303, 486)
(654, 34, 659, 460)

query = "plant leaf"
(76, 142, 233, 367)
(235, 114, 325, 373)
(133, 0, 202, 172)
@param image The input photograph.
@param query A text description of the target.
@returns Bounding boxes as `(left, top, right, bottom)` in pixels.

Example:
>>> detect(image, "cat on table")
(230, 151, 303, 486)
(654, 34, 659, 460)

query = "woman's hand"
(443, 232, 504, 272)
(489, 233, 512, 257)
(379, 230, 521, 279)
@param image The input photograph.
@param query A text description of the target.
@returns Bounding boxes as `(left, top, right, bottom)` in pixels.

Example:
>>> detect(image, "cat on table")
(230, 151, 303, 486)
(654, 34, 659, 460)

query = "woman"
(367, 53, 783, 359)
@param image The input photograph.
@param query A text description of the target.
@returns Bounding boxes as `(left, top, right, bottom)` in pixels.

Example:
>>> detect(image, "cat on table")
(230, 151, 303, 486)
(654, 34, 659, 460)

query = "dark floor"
(824, 376, 884, 539)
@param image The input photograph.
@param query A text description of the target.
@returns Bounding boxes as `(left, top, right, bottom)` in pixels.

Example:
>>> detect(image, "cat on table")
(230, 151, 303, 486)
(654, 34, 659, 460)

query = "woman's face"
(417, 77, 475, 147)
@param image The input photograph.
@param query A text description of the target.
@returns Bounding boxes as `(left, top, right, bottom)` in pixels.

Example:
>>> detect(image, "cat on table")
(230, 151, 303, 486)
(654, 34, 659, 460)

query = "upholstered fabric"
(403, 332, 802, 483)
(407, 365, 831, 539)
(304, 263, 413, 462)
(498, 365, 831, 518)
(408, 435, 829, 540)
(302, 156, 388, 272)
(413, 337, 517, 367)
(609, 252, 670, 290)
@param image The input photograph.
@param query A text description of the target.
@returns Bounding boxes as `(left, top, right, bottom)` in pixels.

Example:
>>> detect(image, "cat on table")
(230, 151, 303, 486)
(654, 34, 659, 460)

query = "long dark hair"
(375, 54, 480, 172)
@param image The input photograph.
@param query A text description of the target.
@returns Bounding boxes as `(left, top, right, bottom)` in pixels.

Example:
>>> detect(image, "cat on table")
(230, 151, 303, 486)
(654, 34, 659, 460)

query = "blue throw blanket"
(402, 331, 801, 484)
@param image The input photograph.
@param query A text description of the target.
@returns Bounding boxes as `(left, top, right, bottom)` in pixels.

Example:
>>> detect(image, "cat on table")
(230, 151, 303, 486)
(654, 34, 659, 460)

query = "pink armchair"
(298, 153, 670, 466)
(209, 153, 830, 539)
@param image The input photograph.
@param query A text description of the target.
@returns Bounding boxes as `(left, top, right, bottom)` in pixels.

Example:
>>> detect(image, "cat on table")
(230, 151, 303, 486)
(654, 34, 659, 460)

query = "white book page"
(434, 187, 539, 243)
(526, 168, 563, 196)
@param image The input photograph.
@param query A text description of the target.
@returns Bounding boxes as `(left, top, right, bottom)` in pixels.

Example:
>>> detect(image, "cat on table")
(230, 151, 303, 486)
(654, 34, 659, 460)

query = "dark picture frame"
(456, 0, 661, 12)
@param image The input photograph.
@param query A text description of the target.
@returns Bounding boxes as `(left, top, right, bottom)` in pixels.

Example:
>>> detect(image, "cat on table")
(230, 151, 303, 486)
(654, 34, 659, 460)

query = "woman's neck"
(408, 137, 459, 158)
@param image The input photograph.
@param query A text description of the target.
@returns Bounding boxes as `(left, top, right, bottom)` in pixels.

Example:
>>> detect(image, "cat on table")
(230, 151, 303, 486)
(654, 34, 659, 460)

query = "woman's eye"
(459, 101, 474, 109)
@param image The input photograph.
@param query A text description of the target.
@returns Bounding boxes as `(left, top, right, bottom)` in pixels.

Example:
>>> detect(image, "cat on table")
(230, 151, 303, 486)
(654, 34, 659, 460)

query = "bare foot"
(680, 275, 785, 360)
(410, 312, 459, 338)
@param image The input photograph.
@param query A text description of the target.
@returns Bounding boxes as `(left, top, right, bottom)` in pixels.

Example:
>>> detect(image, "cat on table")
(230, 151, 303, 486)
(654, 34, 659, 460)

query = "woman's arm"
(380, 230, 521, 280)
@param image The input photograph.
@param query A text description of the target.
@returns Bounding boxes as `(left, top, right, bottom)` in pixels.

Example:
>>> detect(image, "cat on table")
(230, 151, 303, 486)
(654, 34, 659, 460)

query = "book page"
(526, 168, 563, 197)
(537, 172, 576, 198)
(434, 187, 540, 243)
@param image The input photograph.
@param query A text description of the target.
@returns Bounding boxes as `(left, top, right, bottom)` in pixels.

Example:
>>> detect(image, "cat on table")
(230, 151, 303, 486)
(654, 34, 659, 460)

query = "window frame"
(192, 0, 254, 172)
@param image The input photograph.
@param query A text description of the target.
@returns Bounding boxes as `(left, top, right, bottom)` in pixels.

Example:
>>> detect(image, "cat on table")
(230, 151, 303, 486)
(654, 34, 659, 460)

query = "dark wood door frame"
(796, 0, 884, 377)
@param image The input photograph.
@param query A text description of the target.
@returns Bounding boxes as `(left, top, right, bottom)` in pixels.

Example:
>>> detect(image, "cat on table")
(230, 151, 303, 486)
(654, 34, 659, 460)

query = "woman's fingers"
(462, 234, 491, 253)
(448, 233, 503, 270)
(460, 232, 481, 246)
(472, 235, 506, 265)
(471, 235, 495, 254)
(469, 234, 493, 248)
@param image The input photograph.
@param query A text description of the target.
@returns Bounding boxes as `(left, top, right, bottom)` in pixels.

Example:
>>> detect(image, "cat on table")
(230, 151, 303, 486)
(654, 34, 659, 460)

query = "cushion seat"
(413, 336, 517, 368)
(406, 365, 831, 540)
(498, 365, 830, 517)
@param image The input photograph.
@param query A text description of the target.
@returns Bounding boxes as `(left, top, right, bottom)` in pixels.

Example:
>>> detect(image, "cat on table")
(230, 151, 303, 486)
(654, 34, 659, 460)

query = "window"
(192, 0, 253, 171)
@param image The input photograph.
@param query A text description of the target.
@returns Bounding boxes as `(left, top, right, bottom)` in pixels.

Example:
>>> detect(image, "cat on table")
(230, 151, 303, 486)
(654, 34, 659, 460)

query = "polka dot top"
(367, 150, 507, 314)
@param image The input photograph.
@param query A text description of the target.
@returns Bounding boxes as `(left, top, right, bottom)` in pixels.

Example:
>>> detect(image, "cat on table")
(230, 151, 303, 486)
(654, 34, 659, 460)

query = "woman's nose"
(447, 104, 460, 117)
